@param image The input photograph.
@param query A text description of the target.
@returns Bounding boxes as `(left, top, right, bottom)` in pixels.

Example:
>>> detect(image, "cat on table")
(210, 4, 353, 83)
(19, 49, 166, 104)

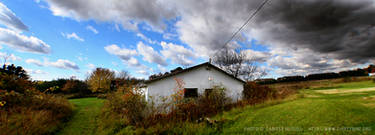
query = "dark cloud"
(251, 0, 375, 63)
(45, 0, 176, 31)
(43, 0, 375, 75)
(174, 0, 261, 56)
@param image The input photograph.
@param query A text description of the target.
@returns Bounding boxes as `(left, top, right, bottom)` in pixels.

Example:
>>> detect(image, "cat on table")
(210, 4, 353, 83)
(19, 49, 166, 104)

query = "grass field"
(57, 80, 375, 134)
(56, 97, 104, 135)
(310, 80, 375, 90)
(204, 80, 375, 134)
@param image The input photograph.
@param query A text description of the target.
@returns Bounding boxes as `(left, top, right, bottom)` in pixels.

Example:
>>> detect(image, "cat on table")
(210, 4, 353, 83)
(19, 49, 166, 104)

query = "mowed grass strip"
(311, 80, 375, 90)
(57, 97, 104, 135)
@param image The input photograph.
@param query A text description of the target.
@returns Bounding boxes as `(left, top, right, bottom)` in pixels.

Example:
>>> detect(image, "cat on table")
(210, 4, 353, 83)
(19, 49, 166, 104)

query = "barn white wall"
(146, 65, 244, 104)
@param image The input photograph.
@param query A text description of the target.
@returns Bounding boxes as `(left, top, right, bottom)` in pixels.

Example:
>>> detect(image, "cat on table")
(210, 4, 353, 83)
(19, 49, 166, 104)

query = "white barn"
(143, 62, 245, 104)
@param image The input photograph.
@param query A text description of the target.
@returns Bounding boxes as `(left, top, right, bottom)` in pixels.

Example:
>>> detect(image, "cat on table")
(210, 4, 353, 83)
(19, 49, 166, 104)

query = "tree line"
(33, 67, 144, 97)
(256, 65, 374, 84)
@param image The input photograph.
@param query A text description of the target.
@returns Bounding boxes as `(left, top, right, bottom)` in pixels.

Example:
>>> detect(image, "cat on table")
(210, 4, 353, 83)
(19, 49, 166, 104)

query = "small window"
(205, 89, 213, 97)
(184, 88, 198, 98)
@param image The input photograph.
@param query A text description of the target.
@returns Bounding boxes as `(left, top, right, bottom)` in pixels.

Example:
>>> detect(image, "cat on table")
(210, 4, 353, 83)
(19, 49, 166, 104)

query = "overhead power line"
(220, 0, 270, 50)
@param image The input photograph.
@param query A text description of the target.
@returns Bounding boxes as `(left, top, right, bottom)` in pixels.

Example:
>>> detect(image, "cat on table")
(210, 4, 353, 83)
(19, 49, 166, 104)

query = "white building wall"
(146, 66, 244, 104)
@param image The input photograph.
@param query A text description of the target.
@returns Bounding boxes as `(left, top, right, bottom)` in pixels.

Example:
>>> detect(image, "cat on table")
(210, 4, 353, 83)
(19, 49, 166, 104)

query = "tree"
(116, 70, 130, 81)
(1, 52, 11, 65)
(0, 64, 29, 80)
(34, 78, 67, 93)
(212, 48, 267, 81)
(87, 68, 115, 93)
(62, 78, 90, 95)
(0, 64, 33, 93)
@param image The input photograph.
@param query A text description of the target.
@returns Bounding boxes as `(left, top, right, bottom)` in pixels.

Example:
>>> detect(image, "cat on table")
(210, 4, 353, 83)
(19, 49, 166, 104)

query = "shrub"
(0, 64, 73, 135)
(0, 73, 34, 94)
(342, 77, 353, 82)
(99, 85, 147, 133)
(243, 82, 277, 103)
(196, 85, 230, 116)
(0, 91, 72, 135)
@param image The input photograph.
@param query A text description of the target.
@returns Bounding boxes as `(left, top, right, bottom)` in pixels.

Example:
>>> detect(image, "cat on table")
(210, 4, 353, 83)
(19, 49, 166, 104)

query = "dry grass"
(0, 92, 73, 135)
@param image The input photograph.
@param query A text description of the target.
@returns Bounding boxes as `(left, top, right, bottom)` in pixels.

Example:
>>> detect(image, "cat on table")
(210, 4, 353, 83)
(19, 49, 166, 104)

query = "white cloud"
(48, 59, 79, 70)
(104, 44, 154, 74)
(136, 33, 157, 44)
(114, 24, 121, 32)
(25, 58, 43, 66)
(162, 33, 178, 40)
(157, 64, 168, 73)
(77, 56, 87, 61)
(127, 57, 141, 67)
(27, 58, 80, 71)
(267, 48, 360, 76)
(86, 63, 95, 69)
(25, 68, 47, 74)
(122, 57, 153, 76)
(112, 61, 118, 67)
(62, 32, 84, 42)
(137, 41, 167, 66)
(0, 28, 51, 54)
(242, 49, 271, 63)
(136, 70, 149, 75)
(86, 25, 98, 34)
(160, 41, 195, 66)
(104, 44, 137, 61)
(0, 2, 28, 32)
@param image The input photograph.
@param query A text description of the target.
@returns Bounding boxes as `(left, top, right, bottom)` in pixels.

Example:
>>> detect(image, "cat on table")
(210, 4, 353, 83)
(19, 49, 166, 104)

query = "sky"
(0, 0, 374, 80)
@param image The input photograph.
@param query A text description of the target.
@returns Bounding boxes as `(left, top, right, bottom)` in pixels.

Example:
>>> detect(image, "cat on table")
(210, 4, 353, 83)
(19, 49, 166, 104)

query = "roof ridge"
(145, 62, 245, 84)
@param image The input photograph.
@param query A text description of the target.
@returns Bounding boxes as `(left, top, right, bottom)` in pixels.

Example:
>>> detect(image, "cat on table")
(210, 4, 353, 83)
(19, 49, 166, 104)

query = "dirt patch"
(362, 96, 375, 100)
(363, 103, 375, 108)
(315, 87, 375, 94)
(304, 94, 321, 98)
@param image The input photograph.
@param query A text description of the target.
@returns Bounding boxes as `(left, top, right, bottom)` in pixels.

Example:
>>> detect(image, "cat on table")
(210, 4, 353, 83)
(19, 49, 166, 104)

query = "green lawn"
(57, 97, 104, 135)
(203, 81, 375, 134)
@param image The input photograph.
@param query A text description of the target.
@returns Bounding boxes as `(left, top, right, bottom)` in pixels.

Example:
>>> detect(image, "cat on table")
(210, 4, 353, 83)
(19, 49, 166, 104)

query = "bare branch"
(212, 47, 267, 81)
(1, 52, 11, 65)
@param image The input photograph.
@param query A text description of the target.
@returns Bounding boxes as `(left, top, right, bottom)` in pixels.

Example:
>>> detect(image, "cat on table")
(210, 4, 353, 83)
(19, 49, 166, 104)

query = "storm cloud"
(249, 0, 375, 63)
